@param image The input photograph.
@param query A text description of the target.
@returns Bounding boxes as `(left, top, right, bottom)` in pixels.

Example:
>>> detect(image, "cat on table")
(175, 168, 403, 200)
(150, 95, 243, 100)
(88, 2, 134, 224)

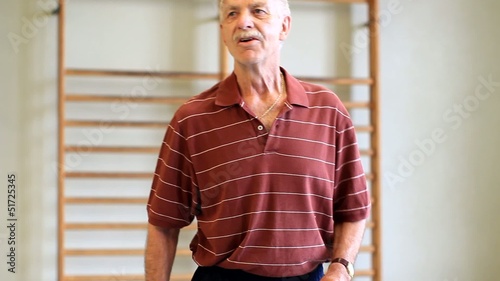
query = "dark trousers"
(191, 265, 324, 281)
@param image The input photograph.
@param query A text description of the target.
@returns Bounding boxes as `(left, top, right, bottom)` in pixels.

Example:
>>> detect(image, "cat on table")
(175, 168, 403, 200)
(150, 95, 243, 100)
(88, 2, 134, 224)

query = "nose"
(236, 10, 254, 30)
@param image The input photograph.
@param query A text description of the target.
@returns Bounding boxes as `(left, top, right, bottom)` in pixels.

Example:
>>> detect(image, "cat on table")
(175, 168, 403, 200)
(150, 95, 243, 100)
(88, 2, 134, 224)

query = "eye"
(254, 9, 266, 15)
(227, 11, 237, 18)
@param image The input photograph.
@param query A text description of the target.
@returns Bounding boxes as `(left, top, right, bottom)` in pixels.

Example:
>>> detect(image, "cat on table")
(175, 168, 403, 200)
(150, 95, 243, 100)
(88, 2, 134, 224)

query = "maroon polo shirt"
(147, 68, 370, 277)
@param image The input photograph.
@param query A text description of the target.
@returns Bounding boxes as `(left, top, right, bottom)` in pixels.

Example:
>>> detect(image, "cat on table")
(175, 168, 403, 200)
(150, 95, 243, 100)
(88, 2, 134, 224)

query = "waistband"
(191, 264, 324, 281)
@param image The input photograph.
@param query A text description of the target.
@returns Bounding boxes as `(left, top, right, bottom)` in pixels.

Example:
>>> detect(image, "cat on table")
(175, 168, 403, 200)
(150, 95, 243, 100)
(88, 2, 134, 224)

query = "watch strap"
(331, 257, 354, 278)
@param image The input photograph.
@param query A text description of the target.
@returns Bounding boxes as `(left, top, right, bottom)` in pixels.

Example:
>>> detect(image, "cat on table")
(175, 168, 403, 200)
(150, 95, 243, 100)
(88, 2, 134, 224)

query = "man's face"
(219, 0, 291, 66)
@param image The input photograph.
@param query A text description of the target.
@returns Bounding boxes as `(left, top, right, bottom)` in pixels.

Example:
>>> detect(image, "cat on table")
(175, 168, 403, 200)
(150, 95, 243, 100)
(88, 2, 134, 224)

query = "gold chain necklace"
(257, 72, 285, 120)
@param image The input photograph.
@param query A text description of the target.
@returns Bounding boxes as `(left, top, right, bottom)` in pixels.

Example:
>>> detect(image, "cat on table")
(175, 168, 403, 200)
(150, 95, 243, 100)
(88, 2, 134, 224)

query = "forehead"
(221, 0, 275, 9)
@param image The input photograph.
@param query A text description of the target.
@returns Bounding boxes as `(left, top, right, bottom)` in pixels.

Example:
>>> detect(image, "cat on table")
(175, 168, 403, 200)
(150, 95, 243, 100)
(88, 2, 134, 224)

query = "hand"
(320, 263, 351, 281)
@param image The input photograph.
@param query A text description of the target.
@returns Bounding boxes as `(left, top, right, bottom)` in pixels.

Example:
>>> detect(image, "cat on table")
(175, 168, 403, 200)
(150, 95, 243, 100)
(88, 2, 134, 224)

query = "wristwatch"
(331, 257, 354, 279)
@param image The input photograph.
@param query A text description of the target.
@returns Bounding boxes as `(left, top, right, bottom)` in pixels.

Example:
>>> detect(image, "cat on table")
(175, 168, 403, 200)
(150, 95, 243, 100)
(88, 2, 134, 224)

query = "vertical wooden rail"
(219, 33, 229, 80)
(368, 0, 381, 280)
(57, 0, 66, 280)
(218, 2, 229, 81)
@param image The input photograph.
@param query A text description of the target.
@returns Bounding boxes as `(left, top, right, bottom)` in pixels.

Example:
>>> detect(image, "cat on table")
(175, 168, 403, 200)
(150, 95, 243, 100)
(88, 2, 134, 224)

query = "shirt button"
(257, 125, 264, 131)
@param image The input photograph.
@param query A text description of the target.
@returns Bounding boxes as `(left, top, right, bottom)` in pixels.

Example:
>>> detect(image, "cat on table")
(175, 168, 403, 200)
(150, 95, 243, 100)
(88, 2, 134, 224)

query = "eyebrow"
(250, 1, 270, 13)
(224, 1, 268, 11)
(224, 5, 238, 11)
(250, 1, 268, 9)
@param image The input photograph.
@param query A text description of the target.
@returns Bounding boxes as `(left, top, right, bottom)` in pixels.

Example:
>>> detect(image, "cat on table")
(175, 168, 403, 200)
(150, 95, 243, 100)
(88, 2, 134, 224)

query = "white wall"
(1, 0, 58, 281)
(0, 0, 499, 280)
(380, 0, 500, 280)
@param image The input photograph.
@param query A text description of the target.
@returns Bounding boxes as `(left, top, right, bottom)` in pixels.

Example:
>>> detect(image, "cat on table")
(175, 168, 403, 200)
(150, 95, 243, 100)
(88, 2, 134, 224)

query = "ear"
(279, 15, 292, 41)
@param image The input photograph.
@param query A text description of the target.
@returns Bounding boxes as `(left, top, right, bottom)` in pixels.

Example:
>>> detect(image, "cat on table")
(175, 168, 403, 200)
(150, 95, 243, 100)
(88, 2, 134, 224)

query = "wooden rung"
(65, 171, 373, 181)
(65, 270, 372, 281)
(65, 244, 373, 256)
(343, 101, 370, 109)
(66, 94, 189, 104)
(65, 274, 193, 281)
(64, 248, 191, 257)
(354, 269, 376, 276)
(171, 274, 193, 281)
(65, 223, 196, 231)
(354, 125, 374, 133)
(297, 76, 373, 86)
(64, 270, 373, 281)
(66, 123, 371, 132)
(66, 68, 220, 80)
(65, 68, 372, 85)
(65, 223, 147, 230)
(360, 149, 374, 156)
(64, 268, 373, 281)
(176, 249, 191, 256)
(65, 172, 152, 179)
(65, 197, 147, 204)
(65, 221, 367, 231)
(65, 145, 159, 154)
(366, 221, 375, 228)
(65, 145, 370, 156)
(359, 245, 376, 253)
(65, 249, 144, 256)
(64, 275, 146, 281)
(65, 120, 167, 128)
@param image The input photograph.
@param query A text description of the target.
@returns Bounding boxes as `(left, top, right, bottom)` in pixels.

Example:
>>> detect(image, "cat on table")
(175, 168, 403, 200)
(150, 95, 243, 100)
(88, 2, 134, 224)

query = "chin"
(238, 60, 266, 68)
(235, 53, 266, 66)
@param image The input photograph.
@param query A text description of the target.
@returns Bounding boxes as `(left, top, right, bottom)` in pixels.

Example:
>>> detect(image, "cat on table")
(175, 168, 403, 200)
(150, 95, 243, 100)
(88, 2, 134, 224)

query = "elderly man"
(145, 0, 370, 280)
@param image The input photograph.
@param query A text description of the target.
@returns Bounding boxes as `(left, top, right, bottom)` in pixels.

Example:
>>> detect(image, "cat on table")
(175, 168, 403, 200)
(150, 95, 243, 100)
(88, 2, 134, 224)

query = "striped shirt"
(147, 68, 370, 277)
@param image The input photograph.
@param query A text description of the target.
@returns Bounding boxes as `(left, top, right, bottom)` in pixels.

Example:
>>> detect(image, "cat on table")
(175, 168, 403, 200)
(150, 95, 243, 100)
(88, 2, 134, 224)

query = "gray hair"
(218, 0, 291, 22)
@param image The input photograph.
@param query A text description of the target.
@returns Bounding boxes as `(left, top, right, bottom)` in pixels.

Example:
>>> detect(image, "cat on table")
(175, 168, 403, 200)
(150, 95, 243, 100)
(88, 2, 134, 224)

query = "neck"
(234, 63, 283, 98)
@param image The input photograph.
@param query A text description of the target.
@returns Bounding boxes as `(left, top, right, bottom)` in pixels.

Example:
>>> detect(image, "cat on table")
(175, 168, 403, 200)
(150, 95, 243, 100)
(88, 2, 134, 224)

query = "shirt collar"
(215, 67, 310, 108)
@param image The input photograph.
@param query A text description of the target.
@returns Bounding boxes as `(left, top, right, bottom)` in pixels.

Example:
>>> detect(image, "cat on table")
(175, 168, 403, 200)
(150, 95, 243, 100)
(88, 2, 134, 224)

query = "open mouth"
(239, 37, 258, 43)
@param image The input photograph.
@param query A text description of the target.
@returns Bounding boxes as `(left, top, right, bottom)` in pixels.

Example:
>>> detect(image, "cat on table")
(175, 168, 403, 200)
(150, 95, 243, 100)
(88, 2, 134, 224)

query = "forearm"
(145, 223, 180, 281)
(323, 220, 366, 280)
(331, 220, 366, 261)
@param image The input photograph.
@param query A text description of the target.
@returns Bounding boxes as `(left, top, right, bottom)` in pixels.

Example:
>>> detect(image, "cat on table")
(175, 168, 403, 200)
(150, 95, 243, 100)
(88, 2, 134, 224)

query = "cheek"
(221, 29, 232, 44)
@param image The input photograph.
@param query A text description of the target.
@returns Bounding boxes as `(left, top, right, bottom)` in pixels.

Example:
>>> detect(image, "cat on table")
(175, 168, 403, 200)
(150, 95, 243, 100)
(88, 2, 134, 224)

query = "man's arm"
(145, 223, 180, 281)
(321, 220, 367, 281)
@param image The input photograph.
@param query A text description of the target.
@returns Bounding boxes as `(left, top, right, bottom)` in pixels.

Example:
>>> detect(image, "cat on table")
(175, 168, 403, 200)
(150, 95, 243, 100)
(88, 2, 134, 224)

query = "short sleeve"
(147, 115, 197, 228)
(332, 106, 371, 222)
